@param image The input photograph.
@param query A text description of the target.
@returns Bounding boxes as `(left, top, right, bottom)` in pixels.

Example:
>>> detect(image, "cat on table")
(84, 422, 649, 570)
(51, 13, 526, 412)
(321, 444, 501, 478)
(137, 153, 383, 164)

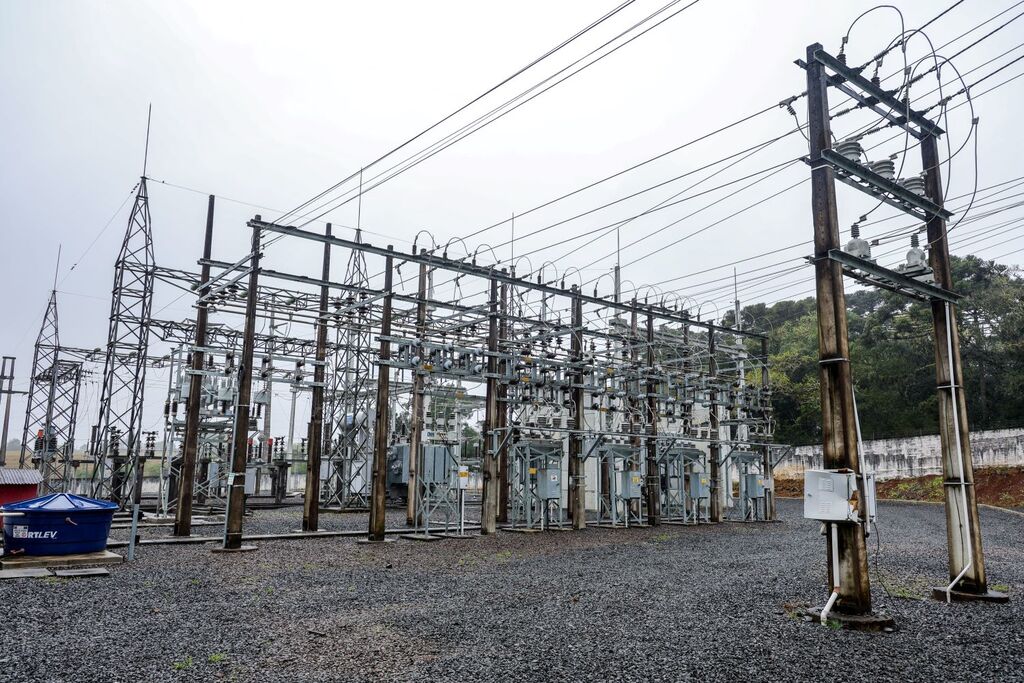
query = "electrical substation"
(2, 1, 1023, 679)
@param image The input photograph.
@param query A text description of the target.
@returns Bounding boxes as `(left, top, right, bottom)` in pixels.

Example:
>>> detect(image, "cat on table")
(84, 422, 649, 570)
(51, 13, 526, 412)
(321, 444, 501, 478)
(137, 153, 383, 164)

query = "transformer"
(388, 444, 410, 486)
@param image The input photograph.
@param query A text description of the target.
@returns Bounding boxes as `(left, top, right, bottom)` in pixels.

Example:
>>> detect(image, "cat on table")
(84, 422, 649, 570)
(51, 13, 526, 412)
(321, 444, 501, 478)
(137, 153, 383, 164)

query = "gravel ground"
(1, 499, 1022, 682)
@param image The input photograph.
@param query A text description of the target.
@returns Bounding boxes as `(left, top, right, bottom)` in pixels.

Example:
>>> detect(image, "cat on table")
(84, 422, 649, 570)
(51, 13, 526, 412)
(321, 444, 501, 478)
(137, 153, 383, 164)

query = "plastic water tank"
(2, 493, 117, 556)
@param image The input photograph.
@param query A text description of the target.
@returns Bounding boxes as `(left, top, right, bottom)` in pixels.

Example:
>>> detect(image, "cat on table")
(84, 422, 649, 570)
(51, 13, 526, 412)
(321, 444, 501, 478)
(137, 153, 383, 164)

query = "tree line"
(724, 256, 1024, 446)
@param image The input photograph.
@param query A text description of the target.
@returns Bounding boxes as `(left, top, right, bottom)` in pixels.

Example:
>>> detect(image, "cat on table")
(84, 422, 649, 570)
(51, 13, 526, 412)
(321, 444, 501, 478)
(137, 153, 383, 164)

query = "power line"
(289, 0, 705, 228)
(275, 0, 641, 224)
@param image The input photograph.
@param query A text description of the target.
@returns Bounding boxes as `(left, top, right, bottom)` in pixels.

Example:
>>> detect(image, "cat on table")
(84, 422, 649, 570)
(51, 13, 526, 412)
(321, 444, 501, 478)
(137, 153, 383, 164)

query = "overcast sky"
(2, 0, 1021, 450)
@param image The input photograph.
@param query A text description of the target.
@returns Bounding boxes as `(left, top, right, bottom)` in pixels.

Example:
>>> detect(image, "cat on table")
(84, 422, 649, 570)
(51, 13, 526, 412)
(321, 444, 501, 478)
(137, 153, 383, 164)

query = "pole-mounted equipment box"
(803, 469, 859, 522)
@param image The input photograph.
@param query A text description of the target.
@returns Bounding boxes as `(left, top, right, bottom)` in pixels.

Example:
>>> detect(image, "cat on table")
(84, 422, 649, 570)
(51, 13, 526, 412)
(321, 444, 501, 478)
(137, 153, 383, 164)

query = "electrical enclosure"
(744, 473, 766, 498)
(688, 473, 709, 499)
(618, 470, 643, 500)
(803, 469, 859, 522)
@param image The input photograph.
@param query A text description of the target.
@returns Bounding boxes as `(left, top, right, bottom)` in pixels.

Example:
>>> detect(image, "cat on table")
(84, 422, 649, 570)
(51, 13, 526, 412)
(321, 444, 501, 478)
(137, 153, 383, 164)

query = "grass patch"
(650, 532, 671, 543)
(172, 656, 193, 671)
(883, 583, 924, 600)
(992, 583, 1010, 593)
(208, 653, 227, 664)
(494, 549, 513, 562)
(879, 572, 930, 600)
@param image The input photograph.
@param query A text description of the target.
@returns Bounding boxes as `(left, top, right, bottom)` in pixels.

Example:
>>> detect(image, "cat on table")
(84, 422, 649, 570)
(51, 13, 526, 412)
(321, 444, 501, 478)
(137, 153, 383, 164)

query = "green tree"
(735, 255, 1024, 445)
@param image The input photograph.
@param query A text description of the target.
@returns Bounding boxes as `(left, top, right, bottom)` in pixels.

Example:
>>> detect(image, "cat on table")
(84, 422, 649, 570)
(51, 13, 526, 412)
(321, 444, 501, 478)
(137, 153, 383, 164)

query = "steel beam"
(822, 249, 960, 304)
(249, 219, 766, 341)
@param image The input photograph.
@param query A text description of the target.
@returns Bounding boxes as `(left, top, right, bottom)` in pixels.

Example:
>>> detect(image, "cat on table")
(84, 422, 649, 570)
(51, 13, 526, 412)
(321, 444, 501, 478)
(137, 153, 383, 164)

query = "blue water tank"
(2, 493, 117, 556)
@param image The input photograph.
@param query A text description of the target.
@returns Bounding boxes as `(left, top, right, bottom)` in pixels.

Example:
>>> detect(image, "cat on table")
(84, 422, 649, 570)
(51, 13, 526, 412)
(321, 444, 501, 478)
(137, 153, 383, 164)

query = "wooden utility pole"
(406, 253, 428, 526)
(806, 43, 873, 614)
(644, 312, 661, 525)
(174, 195, 215, 537)
(496, 278, 510, 523)
(760, 337, 775, 521)
(303, 224, 331, 532)
(921, 136, 1000, 601)
(708, 327, 721, 523)
(220, 218, 261, 552)
(569, 288, 586, 530)
(480, 276, 499, 534)
(262, 309, 274, 490)
(0, 357, 16, 467)
(367, 247, 394, 542)
(628, 301, 640, 521)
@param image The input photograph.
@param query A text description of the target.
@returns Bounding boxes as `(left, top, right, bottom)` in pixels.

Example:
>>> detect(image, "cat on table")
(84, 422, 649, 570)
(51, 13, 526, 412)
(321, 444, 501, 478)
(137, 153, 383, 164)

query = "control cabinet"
(803, 469, 859, 522)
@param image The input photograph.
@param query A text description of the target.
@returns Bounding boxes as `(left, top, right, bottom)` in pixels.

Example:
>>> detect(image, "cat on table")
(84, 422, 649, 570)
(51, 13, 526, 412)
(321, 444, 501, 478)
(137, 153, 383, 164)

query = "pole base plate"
(805, 607, 895, 632)
(399, 534, 444, 542)
(211, 545, 258, 554)
(930, 587, 1010, 603)
(355, 537, 397, 545)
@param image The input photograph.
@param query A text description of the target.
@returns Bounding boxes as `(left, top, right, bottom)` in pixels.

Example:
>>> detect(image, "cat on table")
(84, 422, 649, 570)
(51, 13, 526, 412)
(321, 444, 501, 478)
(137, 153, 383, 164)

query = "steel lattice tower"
(90, 175, 155, 506)
(323, 229, 375, 508)
(20, 290, 84, 493)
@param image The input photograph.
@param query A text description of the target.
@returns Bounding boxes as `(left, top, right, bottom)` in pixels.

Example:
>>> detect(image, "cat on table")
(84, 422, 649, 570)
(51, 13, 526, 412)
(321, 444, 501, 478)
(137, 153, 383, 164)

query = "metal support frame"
(323, 229, 375, 511)
(20, 291, 83, 494)
(818, 249, 960, 304)
(90, 176, 156, 507)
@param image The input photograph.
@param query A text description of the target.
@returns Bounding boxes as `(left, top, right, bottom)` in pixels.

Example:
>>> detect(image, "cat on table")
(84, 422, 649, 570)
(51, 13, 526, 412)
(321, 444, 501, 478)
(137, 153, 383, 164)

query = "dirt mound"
(775, 466, 1024, 509)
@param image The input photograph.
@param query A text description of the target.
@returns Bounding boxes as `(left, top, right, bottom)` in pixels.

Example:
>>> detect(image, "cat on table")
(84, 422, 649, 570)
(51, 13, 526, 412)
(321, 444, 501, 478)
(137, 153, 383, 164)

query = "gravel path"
(2, 499, 1021, 682)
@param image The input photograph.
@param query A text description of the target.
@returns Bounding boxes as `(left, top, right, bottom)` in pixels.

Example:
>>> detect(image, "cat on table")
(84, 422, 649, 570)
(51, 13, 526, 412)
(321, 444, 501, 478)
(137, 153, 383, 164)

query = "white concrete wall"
(775, 428, 1024, 480)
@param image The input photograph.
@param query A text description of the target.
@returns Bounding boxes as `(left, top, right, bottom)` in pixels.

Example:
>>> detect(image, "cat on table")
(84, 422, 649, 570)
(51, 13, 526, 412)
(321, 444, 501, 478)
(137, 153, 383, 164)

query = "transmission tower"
(90, 111, 156, 505)
(20, 290, 84, 493)
(323, 228, 374, 509)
